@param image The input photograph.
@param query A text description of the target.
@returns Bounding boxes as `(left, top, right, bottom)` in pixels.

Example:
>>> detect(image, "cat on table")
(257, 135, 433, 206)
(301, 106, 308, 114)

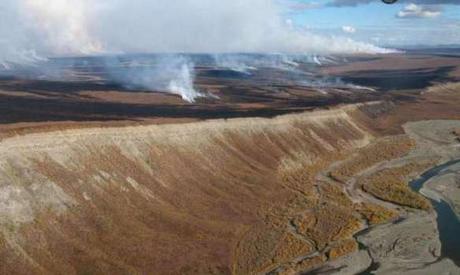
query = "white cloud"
(289, 2, 323, 11)
(342, 25, 357, 33)
(397, 4, 442, 19)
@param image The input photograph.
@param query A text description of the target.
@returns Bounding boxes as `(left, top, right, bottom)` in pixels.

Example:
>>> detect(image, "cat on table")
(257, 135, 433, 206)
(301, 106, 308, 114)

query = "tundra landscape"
(1, 0, 460, 274)
(1, 52, 460, 274)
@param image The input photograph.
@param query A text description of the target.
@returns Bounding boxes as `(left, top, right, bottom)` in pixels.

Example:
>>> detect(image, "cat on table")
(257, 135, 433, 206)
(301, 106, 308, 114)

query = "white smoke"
(167, 63, 203, 102)
(104, 55, 203, 102)
(213, 54, 301, 74)
(0, 0, 395, 60)
(0, 0, 396, 101)
(0, 0, 101, 63)
(213, 55, 257, 74)
(20, 0, 103, 55)
(212, 54, 344, 76)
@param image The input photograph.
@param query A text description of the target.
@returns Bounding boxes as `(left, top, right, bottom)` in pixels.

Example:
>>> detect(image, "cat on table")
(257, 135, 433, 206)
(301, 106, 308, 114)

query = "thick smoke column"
(105, 55, 203, 102)
(167, 63, 202, 102)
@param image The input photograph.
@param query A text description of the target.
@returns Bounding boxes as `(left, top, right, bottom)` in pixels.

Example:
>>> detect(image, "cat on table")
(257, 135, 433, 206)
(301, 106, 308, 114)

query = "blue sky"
(282, 0, 460, 46)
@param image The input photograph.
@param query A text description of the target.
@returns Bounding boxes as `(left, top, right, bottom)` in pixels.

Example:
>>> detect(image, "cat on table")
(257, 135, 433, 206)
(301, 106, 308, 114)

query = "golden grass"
(318, 182, 353, 208)
(355, 203, 399, 225)
(234, 226, 316, 274)
(361, 162, 435, 210)
(292, 203, 362, 250)
(272, 233, 315, 264)
(233, 224, 284, 274)
(294, 254, 327, 273)
(330, 136, 415, 182)
(278, 159, 325, 203)
(327, 239, 359, 260)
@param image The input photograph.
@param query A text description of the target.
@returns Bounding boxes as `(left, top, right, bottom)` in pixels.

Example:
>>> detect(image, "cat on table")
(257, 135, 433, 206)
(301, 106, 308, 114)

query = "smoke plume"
(104, 55, 204, 102)
(0, 0, 395, 60)
(0, 0, 396, 101)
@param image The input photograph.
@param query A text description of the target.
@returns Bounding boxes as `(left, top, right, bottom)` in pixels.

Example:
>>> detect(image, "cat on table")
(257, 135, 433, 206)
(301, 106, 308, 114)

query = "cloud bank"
(342, 26, 357, 33)
(0, 0, 393, 66)
(397, 4, 442, 19)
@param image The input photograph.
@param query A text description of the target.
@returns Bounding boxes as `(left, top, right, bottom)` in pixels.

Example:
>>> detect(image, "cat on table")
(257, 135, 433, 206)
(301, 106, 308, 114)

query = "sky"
(0, 0, 459, 66)
(286, 0, 460, 46)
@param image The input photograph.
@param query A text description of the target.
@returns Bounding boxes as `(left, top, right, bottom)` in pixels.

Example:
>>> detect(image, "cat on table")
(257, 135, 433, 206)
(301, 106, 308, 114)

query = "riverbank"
(312, 120, 460, 274)
(422, 162, 460, 220)
(362, 120, 460, 274)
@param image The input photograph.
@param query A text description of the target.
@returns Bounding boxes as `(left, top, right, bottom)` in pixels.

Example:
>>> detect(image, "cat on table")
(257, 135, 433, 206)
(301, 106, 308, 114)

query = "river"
(357, 159, 460, 275)
(410, 159, 460, 266)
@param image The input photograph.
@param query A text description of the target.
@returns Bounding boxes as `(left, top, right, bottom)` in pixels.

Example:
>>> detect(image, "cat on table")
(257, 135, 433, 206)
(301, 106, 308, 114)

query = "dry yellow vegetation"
(233, 225, 317, 274)
(361, 162, 435, 210)
(355, 203, 399, 225)
(270, 254, 328, 275)
(0, 107, 374, 275)
(272, 232, 315, 264)
(327, 239, 359, 260)
(279, 156, 332, 201)
(318, 182, 354, 208)
(292, 203, 362, 250)
(233, 225, 284, 274)
(330, 136, 415, 182)
(292, 255, 327, 274)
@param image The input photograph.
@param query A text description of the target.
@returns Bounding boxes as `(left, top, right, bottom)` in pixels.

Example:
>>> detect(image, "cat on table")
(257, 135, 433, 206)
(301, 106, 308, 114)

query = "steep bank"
(0, 105, 374, 274)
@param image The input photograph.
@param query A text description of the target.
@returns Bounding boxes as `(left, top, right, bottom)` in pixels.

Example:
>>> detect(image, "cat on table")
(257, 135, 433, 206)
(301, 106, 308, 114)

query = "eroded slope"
(0, 106, 374, 274)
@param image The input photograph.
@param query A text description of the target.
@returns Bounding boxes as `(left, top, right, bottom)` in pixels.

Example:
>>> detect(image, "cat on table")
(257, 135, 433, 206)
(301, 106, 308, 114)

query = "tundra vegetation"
(1, 58, 460, 274)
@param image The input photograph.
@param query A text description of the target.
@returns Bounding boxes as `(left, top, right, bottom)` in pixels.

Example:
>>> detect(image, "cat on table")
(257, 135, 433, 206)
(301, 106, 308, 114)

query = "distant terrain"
(1, 51, 459, 136)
